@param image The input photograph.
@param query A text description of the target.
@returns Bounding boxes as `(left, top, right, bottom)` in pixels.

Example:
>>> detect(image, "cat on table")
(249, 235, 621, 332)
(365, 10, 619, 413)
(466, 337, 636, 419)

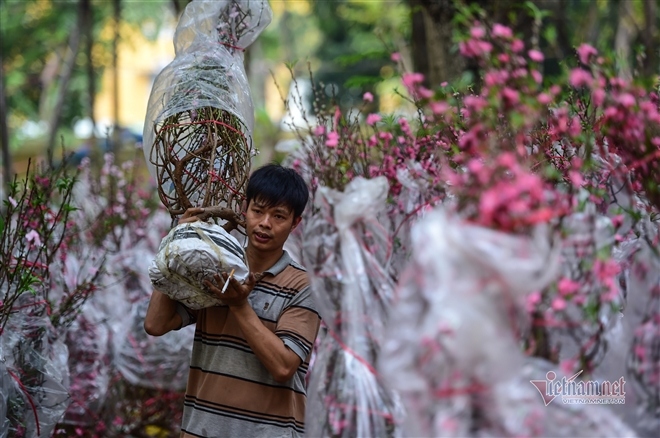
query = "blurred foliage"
(2, 0, 657, 161)
(0, 0, 170, 147)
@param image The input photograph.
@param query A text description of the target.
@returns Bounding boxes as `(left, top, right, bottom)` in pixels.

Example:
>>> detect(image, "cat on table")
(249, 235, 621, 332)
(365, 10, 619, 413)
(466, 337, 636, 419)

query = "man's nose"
(258, 214, 272, 228)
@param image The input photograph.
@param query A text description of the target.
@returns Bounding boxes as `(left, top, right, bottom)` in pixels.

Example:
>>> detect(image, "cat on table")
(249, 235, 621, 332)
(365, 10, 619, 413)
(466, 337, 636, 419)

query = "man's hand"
(204, 272, 257, 308)
(179, 207, 205, 224)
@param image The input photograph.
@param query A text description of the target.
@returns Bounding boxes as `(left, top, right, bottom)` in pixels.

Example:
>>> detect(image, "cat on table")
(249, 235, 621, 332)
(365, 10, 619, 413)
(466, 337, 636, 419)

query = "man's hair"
(246, 163, 309, 218)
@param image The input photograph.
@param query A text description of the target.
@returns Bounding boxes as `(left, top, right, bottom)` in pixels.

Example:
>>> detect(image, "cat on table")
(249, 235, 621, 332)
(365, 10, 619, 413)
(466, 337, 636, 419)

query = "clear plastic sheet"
(142, 0, 272, 199)
(378, 209, 636, 437)
(0, 312, 70, 438)
(113, 299, 194, 391)
(303, 177, 402, 438)
(149, 221, 249, 309)
(59, 302, 111, 426)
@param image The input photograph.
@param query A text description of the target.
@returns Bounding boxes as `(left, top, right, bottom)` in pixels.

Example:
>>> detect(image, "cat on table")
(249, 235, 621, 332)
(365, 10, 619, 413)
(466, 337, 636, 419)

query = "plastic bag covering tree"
(143, 0, 272, 231)
(303, 177, 402, 438)
(378, 209, 638, 437)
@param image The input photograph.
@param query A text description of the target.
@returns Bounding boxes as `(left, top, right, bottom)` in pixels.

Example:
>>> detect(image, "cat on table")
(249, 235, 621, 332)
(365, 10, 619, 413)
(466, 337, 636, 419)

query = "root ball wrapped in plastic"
(149, 221, 249, 309)
(143, 0, 272, 228)
(302, 177, 401, 438)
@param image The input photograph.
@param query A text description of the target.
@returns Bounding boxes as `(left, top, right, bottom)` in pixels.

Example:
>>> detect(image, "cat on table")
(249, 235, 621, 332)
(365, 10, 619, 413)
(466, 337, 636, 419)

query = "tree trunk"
(408, 0, 465, 88)
(0, 48, 11, 191)
(407, 0, 555, 88)
(82, 0, 96, 146)
(111, 0, 121, 154)
(46, 0, 83, 164)
(614, 0, 639, 81)
(642, 0, 658, 78)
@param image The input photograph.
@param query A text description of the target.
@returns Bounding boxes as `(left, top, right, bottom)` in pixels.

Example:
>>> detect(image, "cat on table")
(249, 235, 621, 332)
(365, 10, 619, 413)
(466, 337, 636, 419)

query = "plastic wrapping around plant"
(149, 221, 249, 309)
(623, 221, 660, 434)
(143, 0, 272, 221)
(378, 208, 638, 437)
(0, 360, 11, 436)
(59, 302, 111, 427)
(113, 299, 194, 391)
(1, 311, 70, 438)
(534, 210, 626, 368)
(303, 176, 402, 438)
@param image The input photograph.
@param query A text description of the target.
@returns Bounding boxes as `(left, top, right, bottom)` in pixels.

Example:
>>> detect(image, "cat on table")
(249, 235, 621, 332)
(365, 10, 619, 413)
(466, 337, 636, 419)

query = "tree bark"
(111, 0, 121, 154)
(82, 0, 96, 145)
(46, 0, 83, 164)
(408, 0, 465, 88)
(0, 48, 11, 191)
(642, 0, 658, 78)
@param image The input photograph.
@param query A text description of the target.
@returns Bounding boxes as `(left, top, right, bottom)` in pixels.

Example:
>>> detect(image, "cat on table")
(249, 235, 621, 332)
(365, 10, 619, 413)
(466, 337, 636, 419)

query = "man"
(144, 163, 320, 438)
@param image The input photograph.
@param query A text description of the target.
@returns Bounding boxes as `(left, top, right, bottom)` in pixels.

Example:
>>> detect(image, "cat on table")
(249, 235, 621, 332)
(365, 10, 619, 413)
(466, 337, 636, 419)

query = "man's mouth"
(254, 231, 271, 242)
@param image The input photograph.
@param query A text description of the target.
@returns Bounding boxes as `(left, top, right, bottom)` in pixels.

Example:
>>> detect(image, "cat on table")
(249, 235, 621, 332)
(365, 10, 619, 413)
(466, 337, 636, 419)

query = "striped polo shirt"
(177, 251, 321, 438)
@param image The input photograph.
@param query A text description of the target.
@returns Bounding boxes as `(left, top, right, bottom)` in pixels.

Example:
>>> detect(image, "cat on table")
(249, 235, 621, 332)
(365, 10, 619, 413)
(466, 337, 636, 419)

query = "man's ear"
(291, 216, 302, 230)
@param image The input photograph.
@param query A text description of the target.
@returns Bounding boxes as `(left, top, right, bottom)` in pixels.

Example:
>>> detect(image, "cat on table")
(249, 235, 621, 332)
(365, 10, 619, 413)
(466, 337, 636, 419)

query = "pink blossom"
(526, 291, 542, 312)
(363, 92, 374, 102)
(501, 87, 520, 105)
(464, 96, 488, 111)
(484, 70, 508, 87)
(391, 52, 401, 62)
(470, 26, 486, 39)
(592, 88, 606, 106)
(528, 49, 544, 62)
(314, 125, 325, 136)
(440, 81, 448, 87)
(552, 297, 567, 311)
(366, 113, 382, 126)
(615, 92, 636, 108)
(537, 93, 552, 105)
(531, 70, 543, 84)
(459, 40, 493, 57)
(402, 72, 425, 90)
(8, 196, 17, 208)
(560, 359, 577, 375)
(325, 131, 339, 148)
(569, 171, 583, 186)
(557, 278, 580, 296)
(569, 69, 593, 87)
(418, 87, 434, 99)
(430, 101, 449, 115)
(576, 43, 598, 65)
(25, 229, 42, 247)
(511, 39, 525, 53)
(492, 23, 513, 39)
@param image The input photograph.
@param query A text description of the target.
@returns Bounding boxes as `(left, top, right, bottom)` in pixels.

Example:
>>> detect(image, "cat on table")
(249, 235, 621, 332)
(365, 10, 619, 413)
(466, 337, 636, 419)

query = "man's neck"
(246, 246, 284, 274)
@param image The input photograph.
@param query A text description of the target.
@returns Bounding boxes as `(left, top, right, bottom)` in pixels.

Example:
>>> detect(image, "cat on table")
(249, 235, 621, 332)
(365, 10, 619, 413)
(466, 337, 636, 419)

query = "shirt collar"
(262, 250, 292, 277)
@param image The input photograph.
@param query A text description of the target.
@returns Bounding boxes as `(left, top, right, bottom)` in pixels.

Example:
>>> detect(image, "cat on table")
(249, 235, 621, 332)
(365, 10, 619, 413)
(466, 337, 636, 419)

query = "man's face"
(245, 198, 300, 254)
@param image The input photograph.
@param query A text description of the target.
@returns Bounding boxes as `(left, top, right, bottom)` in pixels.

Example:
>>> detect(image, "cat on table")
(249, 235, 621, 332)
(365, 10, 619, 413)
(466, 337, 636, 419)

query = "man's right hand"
(179, 207, 205, 224)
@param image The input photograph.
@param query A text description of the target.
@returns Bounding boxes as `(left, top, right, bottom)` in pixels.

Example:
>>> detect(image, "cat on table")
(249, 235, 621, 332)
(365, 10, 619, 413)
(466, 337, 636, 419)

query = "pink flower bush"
(285, 18, 660, 436)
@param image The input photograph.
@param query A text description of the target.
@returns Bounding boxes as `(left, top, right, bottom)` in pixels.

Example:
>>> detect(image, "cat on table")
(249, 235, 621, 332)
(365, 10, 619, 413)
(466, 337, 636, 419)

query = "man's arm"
(144, 206, 205, 336)
(231, 302, 302, 383)
(204, 273, 301, 383)
(144, 289, 183, 336)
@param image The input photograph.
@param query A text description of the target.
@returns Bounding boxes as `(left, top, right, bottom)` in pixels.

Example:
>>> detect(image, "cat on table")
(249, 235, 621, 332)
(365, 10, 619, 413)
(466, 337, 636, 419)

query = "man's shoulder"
(270, 260, 309, 292)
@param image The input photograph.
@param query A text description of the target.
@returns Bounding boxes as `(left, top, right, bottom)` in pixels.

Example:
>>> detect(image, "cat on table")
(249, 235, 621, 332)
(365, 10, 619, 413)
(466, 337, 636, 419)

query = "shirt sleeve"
(174, 302, 198, 329)
(274, 286, 321, 362)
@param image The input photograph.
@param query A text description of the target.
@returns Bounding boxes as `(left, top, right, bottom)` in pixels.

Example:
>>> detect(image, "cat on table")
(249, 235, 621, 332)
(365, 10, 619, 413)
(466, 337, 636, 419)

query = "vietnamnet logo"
(530, 370, 626, 405)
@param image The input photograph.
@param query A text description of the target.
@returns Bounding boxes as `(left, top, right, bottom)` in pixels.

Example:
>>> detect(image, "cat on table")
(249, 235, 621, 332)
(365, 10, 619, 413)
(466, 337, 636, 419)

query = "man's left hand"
(204, 272, 257, 308)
